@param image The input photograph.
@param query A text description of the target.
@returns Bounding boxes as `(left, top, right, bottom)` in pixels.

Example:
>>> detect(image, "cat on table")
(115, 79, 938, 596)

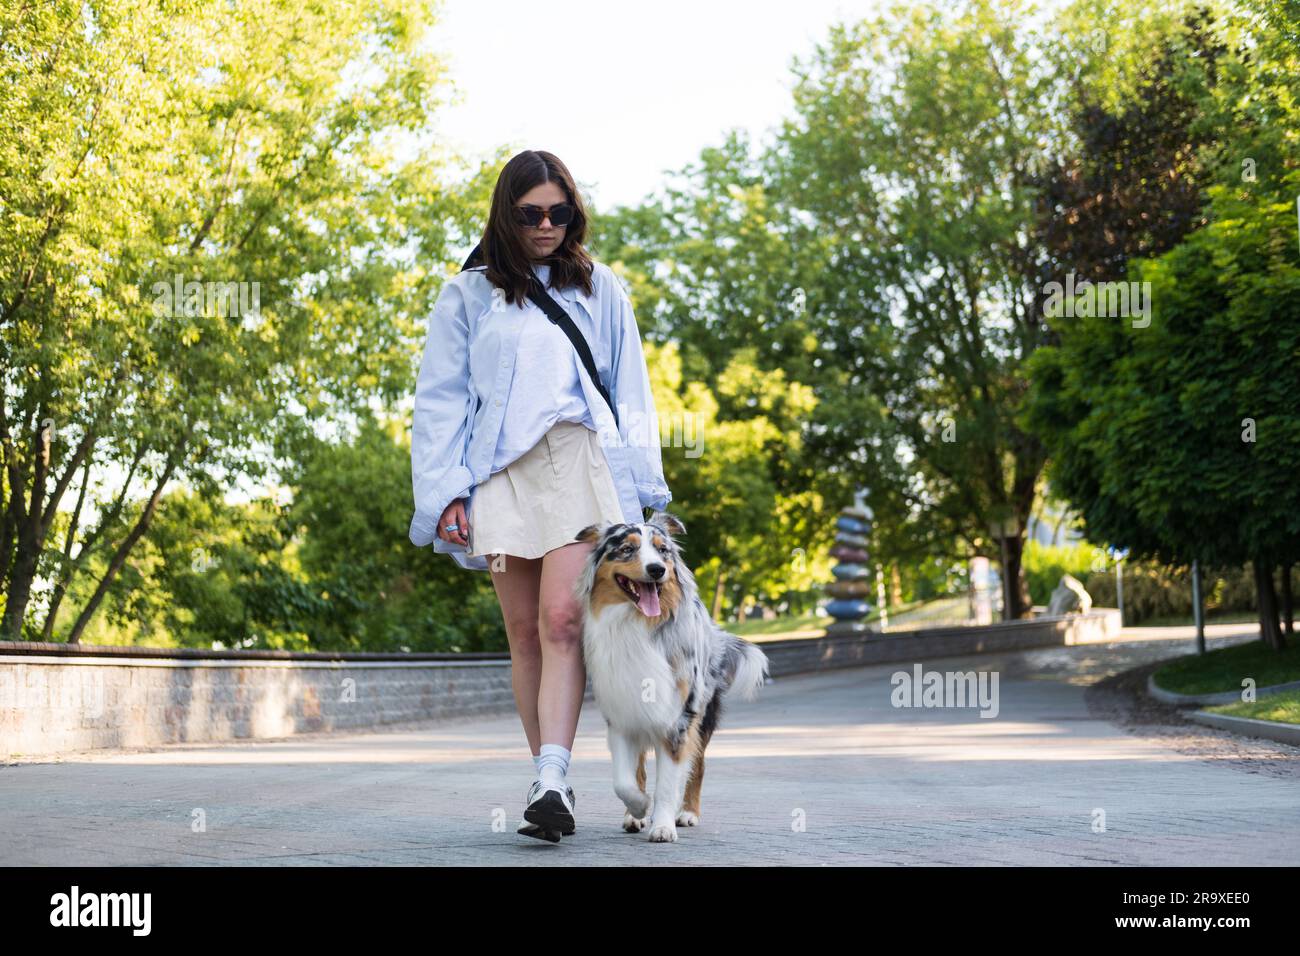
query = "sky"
(425, 0, 888, 211)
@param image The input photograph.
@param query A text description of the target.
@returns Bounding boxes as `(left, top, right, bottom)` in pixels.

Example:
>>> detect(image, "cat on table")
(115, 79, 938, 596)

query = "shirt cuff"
(410, 470, 474, 547)
(637, 482, 672, 513)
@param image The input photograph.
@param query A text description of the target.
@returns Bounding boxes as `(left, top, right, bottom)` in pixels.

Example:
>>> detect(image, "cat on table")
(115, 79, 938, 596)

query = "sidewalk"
(1, 626, 1296, 865)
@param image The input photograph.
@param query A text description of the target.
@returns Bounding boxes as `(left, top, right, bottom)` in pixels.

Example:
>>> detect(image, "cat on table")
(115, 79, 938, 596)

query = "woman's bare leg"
(535, 540, 597, 749)
(489, 553, 544, 755)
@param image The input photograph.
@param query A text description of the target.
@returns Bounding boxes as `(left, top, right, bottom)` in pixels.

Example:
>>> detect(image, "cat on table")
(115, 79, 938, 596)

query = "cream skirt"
(466, 419, 626, 561)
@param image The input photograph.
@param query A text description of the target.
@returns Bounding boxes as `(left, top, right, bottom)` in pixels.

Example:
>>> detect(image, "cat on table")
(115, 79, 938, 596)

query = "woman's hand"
(437, 497, 471, 547)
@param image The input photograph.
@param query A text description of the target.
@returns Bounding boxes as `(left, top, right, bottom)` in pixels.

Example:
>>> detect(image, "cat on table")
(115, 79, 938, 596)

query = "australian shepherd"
(572, 511, 769, 843)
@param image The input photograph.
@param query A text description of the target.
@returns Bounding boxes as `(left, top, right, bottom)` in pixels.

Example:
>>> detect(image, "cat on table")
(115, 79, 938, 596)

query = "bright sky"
(426, 0, 887, 211)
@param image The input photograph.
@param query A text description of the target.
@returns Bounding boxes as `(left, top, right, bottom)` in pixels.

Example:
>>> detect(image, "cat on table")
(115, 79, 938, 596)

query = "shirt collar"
(532, 262, 598, 315)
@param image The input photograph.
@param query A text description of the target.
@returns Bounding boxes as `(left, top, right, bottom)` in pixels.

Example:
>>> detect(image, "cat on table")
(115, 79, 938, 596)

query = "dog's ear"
(573, 523, 604, 545)
(649, 510, 685, 538)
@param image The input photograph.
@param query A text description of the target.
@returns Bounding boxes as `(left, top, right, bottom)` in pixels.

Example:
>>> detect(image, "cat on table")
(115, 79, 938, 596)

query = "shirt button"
(495, 400, 502, 407)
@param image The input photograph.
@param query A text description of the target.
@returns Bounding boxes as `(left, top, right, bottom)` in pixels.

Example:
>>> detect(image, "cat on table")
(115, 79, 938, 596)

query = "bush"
(1021, 541, 1262, 624)
(1022, 541, 1107, 606)
(1083, 563, 1257, 624)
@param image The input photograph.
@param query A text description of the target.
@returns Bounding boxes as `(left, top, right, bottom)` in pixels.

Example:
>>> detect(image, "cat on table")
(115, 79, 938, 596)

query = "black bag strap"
(459, 242, 619, 428)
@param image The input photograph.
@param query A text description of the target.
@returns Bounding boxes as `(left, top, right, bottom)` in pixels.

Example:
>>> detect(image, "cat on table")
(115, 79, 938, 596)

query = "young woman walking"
(409, 149, 672, 841)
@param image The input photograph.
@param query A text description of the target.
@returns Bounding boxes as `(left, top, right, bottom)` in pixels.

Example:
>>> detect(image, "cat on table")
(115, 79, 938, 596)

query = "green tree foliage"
(594, 142, 843, 619)
(606, 0, 1066, 618)
(1024, 0, 1300, 647)
(0, 0, 487, 641)
(279, 413, 506, 651)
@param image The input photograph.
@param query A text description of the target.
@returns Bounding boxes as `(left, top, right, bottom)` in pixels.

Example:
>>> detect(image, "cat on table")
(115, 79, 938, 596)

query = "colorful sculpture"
(824, 498, 876, 637)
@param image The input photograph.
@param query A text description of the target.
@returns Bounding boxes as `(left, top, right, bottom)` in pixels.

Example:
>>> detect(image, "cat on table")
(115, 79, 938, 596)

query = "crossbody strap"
(459, 243, 619, 428)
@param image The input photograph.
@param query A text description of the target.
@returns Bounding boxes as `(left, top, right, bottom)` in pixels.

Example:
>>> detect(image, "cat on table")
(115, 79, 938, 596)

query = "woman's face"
(516, 181, 568, 260)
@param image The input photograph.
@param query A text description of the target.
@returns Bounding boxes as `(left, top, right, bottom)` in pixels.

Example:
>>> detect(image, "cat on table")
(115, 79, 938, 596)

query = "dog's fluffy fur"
(572, 511, 769, 843)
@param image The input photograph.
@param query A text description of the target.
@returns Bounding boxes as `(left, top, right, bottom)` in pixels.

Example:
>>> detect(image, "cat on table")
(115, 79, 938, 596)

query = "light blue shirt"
(409, 258, 673, 571)
(490, 263, 596, 473)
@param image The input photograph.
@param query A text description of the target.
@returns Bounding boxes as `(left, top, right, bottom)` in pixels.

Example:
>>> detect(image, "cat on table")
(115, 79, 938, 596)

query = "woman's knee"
(538, 601, 584, 650)
(503, 613, 542, 658)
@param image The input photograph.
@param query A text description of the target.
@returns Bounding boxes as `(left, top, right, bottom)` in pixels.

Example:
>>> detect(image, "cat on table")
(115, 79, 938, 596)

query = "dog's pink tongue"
(636, 583, 661, 617)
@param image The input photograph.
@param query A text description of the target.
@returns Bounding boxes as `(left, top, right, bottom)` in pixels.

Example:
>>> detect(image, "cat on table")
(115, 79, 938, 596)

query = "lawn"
(1150, 638, 1300, 695)
(1206, 689, 1300, 725)
(727, 597, 964, 641)
(1138, 611, 1263, 628)
(728, 612, 828, 638)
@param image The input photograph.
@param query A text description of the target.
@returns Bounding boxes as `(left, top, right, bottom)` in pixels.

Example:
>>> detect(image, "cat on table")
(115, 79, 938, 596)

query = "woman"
(408, 150, 673, 842)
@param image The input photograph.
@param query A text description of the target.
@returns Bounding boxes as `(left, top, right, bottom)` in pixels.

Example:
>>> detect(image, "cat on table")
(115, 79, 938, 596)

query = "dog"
(571, 511, 769, 843)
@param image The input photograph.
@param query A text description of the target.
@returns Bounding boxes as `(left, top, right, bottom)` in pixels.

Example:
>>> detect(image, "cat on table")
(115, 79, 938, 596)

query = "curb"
(1187, 710, 1300, 747)
(1145, 673, 1300, 707)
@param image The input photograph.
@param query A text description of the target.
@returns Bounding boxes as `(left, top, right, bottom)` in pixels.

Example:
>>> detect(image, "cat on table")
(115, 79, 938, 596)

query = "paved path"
(2, 627, 1297, 865)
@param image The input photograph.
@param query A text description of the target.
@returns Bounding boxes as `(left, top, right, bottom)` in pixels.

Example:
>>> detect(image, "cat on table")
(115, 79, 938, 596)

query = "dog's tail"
(721, 634, 769, 702)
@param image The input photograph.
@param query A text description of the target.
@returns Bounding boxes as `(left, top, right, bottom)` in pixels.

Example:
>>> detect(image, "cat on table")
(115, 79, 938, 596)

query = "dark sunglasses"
(513, 202, 576, 228)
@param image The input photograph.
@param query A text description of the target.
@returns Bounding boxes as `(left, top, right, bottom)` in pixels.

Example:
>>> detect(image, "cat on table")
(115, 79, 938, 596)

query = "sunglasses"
(513, 202, 576, 228)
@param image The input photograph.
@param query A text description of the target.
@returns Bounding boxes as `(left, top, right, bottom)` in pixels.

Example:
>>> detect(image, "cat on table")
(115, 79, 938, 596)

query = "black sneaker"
(519, 778, 576, 839)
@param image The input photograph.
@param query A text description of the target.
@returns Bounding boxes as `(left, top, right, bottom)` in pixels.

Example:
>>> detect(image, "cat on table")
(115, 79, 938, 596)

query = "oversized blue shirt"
(490, 263, 596, 472)
(409, 258, 673, 571)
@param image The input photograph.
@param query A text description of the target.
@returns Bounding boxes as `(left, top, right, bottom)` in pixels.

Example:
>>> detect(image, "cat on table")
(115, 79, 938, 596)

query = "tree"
(0, 0, 480, 640)
(1023, 0, 1300, 648)
(768, 0, 1068, 618)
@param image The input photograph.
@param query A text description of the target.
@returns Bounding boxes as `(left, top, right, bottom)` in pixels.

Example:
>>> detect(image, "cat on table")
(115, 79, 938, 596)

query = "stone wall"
(0, 646, 515, 761)
(0, 609, 1120, 760)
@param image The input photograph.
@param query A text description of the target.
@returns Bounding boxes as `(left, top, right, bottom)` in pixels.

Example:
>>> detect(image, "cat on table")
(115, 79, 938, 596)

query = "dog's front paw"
(616, 787, 649, 819)
(647, 822, 678, 843)
(676, 810, 699, 827)
(622, 811, 648, 832)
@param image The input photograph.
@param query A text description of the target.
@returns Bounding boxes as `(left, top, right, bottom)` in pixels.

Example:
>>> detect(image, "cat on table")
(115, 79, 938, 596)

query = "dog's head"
(572, 511, 688, 622)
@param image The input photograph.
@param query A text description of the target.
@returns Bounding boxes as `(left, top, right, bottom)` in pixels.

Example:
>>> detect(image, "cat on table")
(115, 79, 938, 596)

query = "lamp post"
(1108, 546, 1129, 627)
(988, 513, 1019, 622)
(1192, 559, 1205, 655)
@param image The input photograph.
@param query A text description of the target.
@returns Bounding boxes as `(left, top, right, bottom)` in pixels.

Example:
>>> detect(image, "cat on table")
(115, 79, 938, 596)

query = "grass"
(1150, 638, 1300, 695)
(727, 596, 958, 641)
(1137, 610, 1263, 628)
(1206, 689, 1300, 725)
(728, 612, 826, 637)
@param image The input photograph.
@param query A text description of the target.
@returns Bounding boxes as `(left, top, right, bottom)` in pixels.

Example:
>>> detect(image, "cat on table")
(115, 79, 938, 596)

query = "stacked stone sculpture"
(824, 504, 876, 637)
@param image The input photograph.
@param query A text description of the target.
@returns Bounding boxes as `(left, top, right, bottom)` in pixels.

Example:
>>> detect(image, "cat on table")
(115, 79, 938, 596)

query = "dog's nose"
(645, 563, 665, 580)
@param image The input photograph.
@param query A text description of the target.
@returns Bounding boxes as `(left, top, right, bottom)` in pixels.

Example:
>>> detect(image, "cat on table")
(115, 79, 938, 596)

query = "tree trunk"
(3, 514, 41, 639)
(1002, 532, 1033, 619)
(1280, 564, 1294, 637)
(0, 485, 20, 592)
(64, 437, 189, 644)
(1254, 560, 1285, 651)
(2, 416, 51, 639)
(710, 567, 726, 623)
(42, 455, 92, 641)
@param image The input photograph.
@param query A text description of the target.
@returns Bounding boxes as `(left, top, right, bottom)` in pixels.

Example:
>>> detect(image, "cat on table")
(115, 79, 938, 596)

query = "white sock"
(537, 743, 571, 790)
(532, 752, 542, 776)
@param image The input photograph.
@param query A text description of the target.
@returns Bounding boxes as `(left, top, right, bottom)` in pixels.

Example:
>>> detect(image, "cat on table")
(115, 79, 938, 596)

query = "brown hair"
(478, 150, 595, 308)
